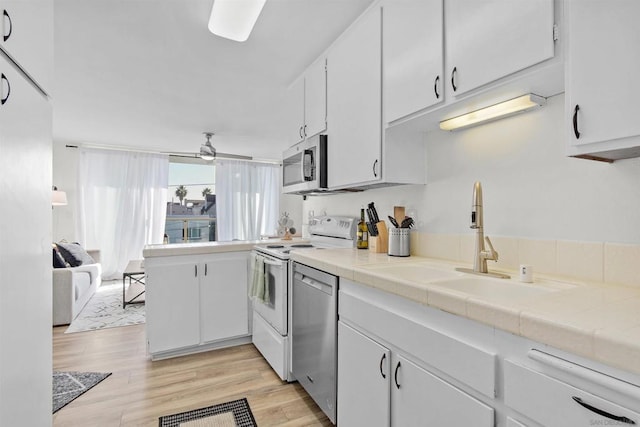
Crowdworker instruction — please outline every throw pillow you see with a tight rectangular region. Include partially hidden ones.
[52,244,70,268]
[56,242,96,267]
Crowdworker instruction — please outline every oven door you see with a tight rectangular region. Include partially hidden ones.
[251,251,288,335]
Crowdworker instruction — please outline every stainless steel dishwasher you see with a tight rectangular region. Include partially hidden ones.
[291,261,338,424]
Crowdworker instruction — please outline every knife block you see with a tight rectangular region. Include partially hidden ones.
[369,221,388,253]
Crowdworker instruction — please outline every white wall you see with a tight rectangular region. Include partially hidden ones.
[303,94,640,245]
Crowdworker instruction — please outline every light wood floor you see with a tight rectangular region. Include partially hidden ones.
[53,324,332,426]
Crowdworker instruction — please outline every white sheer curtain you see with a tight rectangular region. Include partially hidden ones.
[215,160,280,241]
[76,148,169,279]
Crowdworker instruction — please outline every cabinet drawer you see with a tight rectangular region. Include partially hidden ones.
[340,283,496,398]
[505,360,640,427]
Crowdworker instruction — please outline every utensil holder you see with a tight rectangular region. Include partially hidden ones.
[388,228,410,257]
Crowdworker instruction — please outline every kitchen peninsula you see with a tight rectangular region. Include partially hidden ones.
[143,238,303,360]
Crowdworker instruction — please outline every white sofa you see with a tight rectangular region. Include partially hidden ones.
[53,249,102,326]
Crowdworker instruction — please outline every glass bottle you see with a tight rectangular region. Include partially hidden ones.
[357,208,368,249]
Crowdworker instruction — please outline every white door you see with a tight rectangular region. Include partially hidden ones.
[146,260,200,354]
[304,56,327,138]
[327,6,382,188]
[383,0,444,123]
[391,354,494,426]
[200,252,250,343]
[337,322,390,427]
[287,76,305,145]
[250,253,287,334]
[566,0,640,147]
[0,0,53,92]
[445,0,554,96]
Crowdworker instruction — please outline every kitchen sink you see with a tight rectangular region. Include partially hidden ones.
[431,276,571,299]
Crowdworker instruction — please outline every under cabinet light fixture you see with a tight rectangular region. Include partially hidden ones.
[208,0,267,42]
[439,94,546,132]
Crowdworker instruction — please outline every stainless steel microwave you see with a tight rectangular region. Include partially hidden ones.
[282,135,327,195]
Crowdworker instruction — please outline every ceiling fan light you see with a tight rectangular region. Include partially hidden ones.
[208,0,267,42]
[200,132,217,161]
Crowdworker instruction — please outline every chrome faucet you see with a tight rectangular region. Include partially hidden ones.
[457,182,510,279]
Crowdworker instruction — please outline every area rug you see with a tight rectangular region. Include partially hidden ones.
[53,371,112,413]
[159,398,257,427]
[65,281,145,333]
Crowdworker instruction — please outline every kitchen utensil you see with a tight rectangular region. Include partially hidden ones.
[366,222,375,237]
[388,215,399,228]
[394,206,405,226]
[388,228,410,257]
[366,208,378,236]
[368,202,380,224]
[400,217,414,229]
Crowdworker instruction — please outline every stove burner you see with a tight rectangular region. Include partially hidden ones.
[266,245,285,248]
[291,244,313,248]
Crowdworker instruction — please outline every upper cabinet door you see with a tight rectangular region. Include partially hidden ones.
[383,0,443,123]
[327,6,382,188]
[287,76,305,145]
[304,57,327,139]
[566,0,640,150]
[445,0,554,97]
[0,0,53,94]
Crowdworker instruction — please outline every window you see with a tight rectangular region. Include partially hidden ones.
[166,158,216,243]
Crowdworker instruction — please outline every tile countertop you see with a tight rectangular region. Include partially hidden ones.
[290,248,640,376]
[143,237,308,258]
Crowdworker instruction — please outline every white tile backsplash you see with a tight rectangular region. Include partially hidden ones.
[413,232,640,288]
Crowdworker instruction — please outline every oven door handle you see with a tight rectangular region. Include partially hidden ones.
[263,259,284,267]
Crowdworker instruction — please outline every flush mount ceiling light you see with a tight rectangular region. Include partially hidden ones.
[208,0,267,42]
[200,132,217,161]
[439,94,547,132]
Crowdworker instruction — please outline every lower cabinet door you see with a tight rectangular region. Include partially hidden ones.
[338,322,390,427]
[146,261,200,354]
[200,253,249,343]
[391,354,494,427]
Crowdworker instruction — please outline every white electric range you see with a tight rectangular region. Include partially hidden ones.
[250,216,357,382]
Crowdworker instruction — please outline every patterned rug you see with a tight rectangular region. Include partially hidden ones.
[65,281,145,333]
[159,398,257,427]
[53,371,111,413]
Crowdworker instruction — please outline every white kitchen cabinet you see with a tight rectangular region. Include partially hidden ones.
[392,353,493,426]
[505,359,640,427]
[0,0,52,93]
[286,57,326,145]
[383,0,443,124]
[337,321,390,427]
[444,0,555,97]
[145,251,250,358]
[565,0,640,161]
[0,52,52,426]
[200,253,249,343]
[327,6,382,188]
[338,320,494,427]
[146,258,201,354]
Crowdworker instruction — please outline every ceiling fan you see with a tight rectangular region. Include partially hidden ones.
[169,132,252,162]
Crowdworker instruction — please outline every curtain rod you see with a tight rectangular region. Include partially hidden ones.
[65,144,281,165]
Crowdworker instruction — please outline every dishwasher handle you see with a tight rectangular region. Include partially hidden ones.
[294,272,334,295]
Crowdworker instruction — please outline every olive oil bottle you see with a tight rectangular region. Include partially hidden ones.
[357,208,369,249]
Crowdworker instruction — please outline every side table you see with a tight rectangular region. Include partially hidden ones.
[123,259,145,309]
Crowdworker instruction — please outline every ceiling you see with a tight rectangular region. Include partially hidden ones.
[53,0,374,160]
